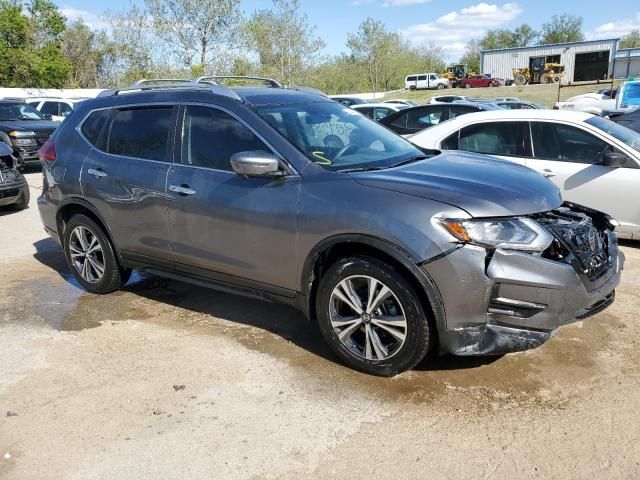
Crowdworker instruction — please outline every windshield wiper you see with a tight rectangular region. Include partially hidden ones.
[389,155,429,168]
[337,165,388,173]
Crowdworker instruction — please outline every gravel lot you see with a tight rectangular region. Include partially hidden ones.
[1,172,639,479]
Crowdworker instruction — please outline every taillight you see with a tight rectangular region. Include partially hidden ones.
[38,140,56,162]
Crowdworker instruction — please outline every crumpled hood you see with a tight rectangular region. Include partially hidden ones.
[351,151,562,218]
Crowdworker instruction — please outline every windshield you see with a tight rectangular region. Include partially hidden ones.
[619,82,640,108]
[586,116,640,151]
[0,103,45,121]
[256,101,426,172]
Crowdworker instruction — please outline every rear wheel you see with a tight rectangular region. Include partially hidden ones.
[437,83,445,90]
[316,256,432,376]
[63,214,131,294]
[409,85,416,91]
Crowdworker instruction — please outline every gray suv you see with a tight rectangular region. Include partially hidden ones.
[37,77,624,376]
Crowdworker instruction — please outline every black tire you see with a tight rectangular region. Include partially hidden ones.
[316,256,432,377]
[11,185,29,210]
[409,85,416,91]
[464,82,472,88]
[63,214,131,294]
[437,83,445,90]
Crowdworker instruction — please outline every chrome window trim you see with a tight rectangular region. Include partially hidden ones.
[75,101,299,175]
[75,102,178,165]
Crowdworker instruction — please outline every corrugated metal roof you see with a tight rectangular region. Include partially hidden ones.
[481,38,619,54]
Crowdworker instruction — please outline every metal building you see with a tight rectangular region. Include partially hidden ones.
[480,38,619,84]
[614,48,640,79]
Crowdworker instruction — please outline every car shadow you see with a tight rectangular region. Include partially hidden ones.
[619,239,639,249]
[32,238,504,374]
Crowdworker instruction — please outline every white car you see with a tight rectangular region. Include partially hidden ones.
[554,80,640,115]
[350,103,405,121]
[405,73,449,91]
[25,97,84,121]
[409,109,640,239]
[382,99,419,107]
[428,95,468,104]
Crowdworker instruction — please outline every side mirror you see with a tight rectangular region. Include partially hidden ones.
[230,150,283,178]
[603,151,631,168]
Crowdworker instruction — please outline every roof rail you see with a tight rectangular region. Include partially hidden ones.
[195,75,282,88]
[284,85,328,97]
[96,80,242,101]
[132,78,192,86]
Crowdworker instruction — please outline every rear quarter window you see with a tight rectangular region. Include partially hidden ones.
[80,109,112,150]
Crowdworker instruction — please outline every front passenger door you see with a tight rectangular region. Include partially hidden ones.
[166,105,301,291]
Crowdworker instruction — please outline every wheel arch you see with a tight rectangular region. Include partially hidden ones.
[300,234,446,334]
[56,197,122,261]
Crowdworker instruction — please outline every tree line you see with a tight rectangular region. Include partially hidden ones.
[1,0,639,93]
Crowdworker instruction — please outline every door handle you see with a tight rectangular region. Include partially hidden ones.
[542,169,557,178]
[169,184,196,196]
[87,168,108,178]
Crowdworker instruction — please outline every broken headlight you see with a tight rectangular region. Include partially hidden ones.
[440,217,553,253]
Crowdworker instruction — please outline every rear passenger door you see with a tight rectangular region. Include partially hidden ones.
[439,121,530,166]
[166,104,300,291]
[80,105,177,264]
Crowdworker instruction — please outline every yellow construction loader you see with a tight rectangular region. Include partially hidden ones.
[512,63,566,85]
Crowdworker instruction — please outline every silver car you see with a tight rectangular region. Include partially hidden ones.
[37,78,624,376]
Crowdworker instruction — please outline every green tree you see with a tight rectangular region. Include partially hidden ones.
[145,0,241,71]
[512,24,538,47]
[460,39,481,73]
[620,30,640,49]
[541,14,584,44]
[0,0,70,87]
[245,0,325,85]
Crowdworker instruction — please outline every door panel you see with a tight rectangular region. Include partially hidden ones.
[80,105,176,259]
[81,150,173,257]
[166,104,300,290]
[527,121,640,235]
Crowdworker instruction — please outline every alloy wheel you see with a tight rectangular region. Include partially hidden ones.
[69,226,105,284]
[329,275,407,361]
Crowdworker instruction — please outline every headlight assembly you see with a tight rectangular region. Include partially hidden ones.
[440,217,553,253]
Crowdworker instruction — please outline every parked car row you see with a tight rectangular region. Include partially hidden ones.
[32,76,624,377]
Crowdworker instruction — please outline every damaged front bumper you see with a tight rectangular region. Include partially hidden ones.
[424,205,624,356]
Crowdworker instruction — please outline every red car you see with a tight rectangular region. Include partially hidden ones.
[461,75,503,88]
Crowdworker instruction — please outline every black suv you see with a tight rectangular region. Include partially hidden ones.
[37,77,622,376]
[0,100,59,168]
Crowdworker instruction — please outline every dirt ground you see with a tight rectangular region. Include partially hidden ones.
[1,173,639,479]
[382,81,621,108]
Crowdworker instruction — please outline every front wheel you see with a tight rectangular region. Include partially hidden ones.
[437,83,445,90]
[63,214,131,294]
[464,83,472,88]
[316,256,433,376]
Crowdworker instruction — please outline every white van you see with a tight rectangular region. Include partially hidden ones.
[405,73,448,91]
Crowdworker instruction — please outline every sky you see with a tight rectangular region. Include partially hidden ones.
[54,0,640,61]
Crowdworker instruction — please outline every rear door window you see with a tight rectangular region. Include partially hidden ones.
[107,106,174,162]
[458,122,528,156]
[40,102,59,116]
[406,106,446,130]
[418,75,427,81]
[356,107,374,119]
[448,105,477,119]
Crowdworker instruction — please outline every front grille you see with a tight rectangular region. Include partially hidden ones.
[0,188,19,199]
[33,130,54,146]
[535,206,614,282]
